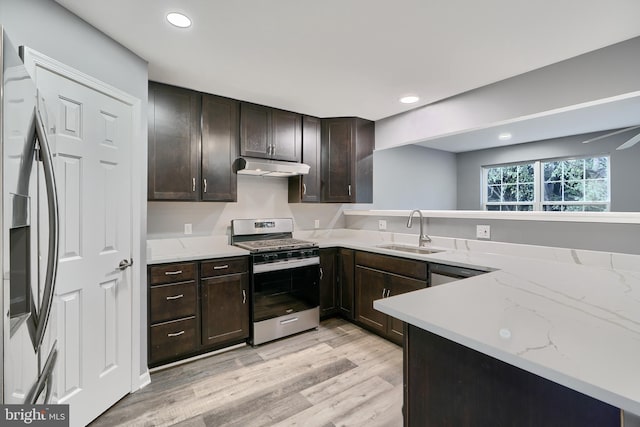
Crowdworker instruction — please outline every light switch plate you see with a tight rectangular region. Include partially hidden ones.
[314,219,320,229]
[476,224,490,239]
[378,220,387,230]
[184,223,193,235]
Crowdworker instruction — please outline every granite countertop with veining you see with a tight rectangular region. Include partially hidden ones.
[146,229,640,415]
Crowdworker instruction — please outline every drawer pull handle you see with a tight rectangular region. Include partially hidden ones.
[280,317,298,325]
[242,289,246,304]
[213,265,229,270]
[167,330,185,337]
[382,288,386,298]
[166,294,184,300]
[164,270,183,276]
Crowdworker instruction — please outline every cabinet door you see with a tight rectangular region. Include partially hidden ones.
[387,276,426,344]
[201,273,249,347]
[201,94,238,201]
[322,118,353,202]
[148,82,200,200]
[271,109,301,162]
[289,115,321,202]
[319,248,337,318]
[338,249,355,320]
[240,103,271,159]
[355,266,388,335]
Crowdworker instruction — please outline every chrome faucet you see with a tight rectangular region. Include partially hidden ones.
[407,209,431,247]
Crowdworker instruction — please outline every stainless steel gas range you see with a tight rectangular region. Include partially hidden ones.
[231,218,320,345]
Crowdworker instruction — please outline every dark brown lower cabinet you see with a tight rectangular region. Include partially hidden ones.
[355,266,425,344]
[200,272,249,347]
[404,324,620,427]
[354,251,427,344]
[148,257,249,367]
[319,248,337,318]
[149,317,198,365]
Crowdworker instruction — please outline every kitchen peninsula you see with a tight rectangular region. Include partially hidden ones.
[370,236,640,426]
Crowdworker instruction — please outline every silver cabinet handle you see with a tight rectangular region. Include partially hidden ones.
[213,265,229,270]
[386,289,391,298]
[348,184,352,196]
[167,331,185,337]
[118,258,133,271]
[192,177,196,192]
[382,288,386,298]
[164,270,183,275]
[280,317,299,325]
[302,183,307,195]
[320,267,323,280]
[166,294,184,300]
[242,289,246,304]
[203,178,208,193]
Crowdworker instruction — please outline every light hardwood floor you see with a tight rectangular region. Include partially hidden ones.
[90,318,404,427]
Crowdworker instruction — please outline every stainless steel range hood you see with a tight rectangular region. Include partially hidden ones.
[235,157,310,177]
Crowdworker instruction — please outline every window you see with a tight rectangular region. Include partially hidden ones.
[483,156,610,212]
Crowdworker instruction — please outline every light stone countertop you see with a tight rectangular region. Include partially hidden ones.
[146,229,640,415]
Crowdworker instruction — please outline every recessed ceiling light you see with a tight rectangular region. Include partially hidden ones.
[167,12,192,28]
[399,95,419,104]
[498,132,512,141]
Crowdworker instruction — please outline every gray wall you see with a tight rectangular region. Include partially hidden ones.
[373,145,457,210]
[0,0,150,382]
[375,36,640,150]
[346,215,640,255]
[456,129,640,211]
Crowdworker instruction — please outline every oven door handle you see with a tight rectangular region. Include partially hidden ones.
[253,256,320,274]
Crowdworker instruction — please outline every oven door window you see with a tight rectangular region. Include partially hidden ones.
[252,265,319,322]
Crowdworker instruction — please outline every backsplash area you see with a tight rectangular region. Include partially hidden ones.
[147,175,362,238]
[345,213,640,255]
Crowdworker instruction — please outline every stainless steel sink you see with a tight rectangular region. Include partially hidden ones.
[376,244,443,255]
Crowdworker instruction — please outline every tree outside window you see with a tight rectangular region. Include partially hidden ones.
[483,156,610,212]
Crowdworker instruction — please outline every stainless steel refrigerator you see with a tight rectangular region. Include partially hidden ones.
[1,27,59,404]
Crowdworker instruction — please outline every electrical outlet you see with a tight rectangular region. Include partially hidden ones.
[184,223,193,235]
[378,220,387,230]
[314,219,320,229]
[476,225,490,239]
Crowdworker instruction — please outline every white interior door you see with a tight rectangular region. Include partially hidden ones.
[33,66,133,427]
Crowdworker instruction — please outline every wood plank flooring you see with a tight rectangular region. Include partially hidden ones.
[90,318,403,427]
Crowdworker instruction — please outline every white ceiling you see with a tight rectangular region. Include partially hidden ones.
[55,0,640,124]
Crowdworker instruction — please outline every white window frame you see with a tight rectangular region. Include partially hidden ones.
[481,155,611,212]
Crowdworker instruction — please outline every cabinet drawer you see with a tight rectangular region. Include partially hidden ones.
[355,251,427,281]
[149,282,197,324]
[149,317,197,365]
[201,257,248,278]
[149,262,196,285]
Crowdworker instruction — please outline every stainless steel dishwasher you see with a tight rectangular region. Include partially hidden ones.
[429,263,487,286]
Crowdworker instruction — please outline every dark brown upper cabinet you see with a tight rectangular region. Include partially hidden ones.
[289,115,321,202]
[201,94,239,202]
[321,118,374,203]
[240,102,302,162]
[148,82,201,201]
[148,82,239,202]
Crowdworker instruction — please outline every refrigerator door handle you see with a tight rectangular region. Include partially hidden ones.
[25,341,58,404]
[32,105,60,353]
